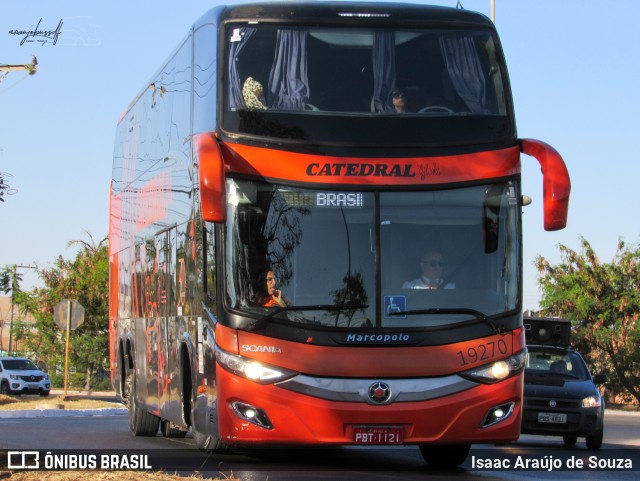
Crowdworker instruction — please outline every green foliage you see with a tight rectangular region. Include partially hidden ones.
[10,232,110,391]
[536,237,640,404]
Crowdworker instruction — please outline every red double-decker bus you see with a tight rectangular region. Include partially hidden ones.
[109,1,570,467]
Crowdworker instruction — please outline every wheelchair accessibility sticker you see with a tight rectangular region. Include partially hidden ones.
[384,296,406,318]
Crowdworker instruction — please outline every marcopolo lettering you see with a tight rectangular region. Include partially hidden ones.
[306,163,415,177]
[346,333,410,343]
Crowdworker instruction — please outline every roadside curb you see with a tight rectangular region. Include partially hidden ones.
[0,407,127,418]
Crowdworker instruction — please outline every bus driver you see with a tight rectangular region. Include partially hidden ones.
[402,249,456,290]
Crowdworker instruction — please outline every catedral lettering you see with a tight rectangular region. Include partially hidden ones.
[306,162,415,177]
[110,1,570,469]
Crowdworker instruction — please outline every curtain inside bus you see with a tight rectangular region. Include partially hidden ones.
[439,35,496,114]
[372,31,396,113]
[267,30,310,110]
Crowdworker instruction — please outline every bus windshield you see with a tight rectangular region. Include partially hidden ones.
[225,179,520,329]
[222,24,513,146]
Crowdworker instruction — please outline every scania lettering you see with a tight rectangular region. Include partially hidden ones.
[110,1,570,469]
[241,345,282,354]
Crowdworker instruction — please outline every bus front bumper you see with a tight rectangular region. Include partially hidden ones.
[213,367,522,446]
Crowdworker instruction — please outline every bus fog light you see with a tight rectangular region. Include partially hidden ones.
[481,402,514,428]
[231,401,273,430]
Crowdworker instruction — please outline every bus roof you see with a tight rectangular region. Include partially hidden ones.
[197,1,494,29]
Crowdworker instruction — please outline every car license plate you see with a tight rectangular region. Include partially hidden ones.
[538,412,567,424]
[353,426,404,445]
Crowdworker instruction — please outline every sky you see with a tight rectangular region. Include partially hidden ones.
[1,0,639,310]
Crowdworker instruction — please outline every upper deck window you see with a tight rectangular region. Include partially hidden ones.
[222,24,514,147]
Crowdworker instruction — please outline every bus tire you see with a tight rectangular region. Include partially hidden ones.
[419,444,470,468]
[161,419,188,438]
[127,366,159,436]
[182,363,229,453]
[193,428,230,453]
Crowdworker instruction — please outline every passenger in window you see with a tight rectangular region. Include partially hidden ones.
[242,77,267,110]
[258,270,287,307]
[391,88,409,113]
[402,249,456,289]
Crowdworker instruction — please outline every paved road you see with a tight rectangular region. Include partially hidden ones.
[0,410,638,480]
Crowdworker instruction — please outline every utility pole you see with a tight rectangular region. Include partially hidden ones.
[0,56,37,78]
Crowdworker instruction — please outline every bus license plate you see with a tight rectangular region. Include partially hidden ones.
[353,426,403,445]
[538,412,567,424]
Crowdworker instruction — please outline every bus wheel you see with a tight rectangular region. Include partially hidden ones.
[161,420,188,438]
[127,368,160,436]
[419,444,470,468]
[192,428,230,453]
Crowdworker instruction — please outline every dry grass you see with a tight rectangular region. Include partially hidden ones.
[0,471,238,480]
[0,394,123,411]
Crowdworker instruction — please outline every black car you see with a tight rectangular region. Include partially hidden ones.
[521,345,608,450]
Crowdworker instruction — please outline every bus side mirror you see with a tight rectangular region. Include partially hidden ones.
[196,133,226,222]
[520,139,571,231]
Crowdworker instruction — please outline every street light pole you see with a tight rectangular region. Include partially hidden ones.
[0,56,37,77]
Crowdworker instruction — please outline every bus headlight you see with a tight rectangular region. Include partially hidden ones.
[216,346,297,384]
[461,350,527,384]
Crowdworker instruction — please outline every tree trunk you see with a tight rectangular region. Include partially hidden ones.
[84,366,92,391]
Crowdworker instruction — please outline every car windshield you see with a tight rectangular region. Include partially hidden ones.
[2,359,38,371]
[224,179,520,329]
[222,24,513,146]
[526,350,590,380]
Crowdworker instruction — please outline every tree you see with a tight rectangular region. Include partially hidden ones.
[16,232,109,390]
[536,237,640,404]
[1,265,24,355]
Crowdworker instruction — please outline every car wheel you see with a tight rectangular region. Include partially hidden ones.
[586,428,603,450]
[0,381,11,395]
[39,390,50,397]
[563,435,578,446]
[419,444,470,468]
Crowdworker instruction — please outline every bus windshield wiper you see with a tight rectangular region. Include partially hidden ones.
[257,304,368,325]
[388,308,504,335]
